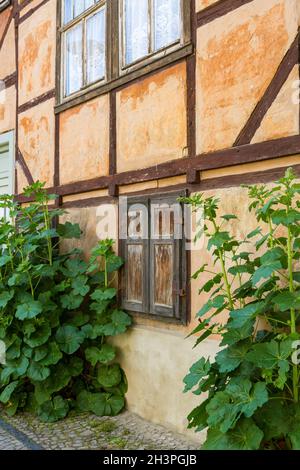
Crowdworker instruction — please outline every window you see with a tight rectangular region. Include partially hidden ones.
[0,131,14,220]
[0,1,10,13]
[59,0,191,103]
[62,0,106,97]
[120,193,187,321]
[122,0,182,67]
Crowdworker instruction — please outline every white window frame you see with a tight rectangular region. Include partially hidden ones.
[0,131,15,197]
[120,0,184,72]
[61,0,107,98]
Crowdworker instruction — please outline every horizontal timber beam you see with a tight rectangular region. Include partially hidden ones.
[196,0,254,28]
[15,135,300,203]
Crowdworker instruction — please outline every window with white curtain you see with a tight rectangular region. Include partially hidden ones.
[60,0,189,102]
[62,0,106,97]
[123,0,182,67]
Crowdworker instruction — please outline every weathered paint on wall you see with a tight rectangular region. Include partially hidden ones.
[18,98,55,186]
[60,95,110,185]
[0,85,15,134]
[18,0,56,105]
[0,7,11,39]
[0,17,15,79]
[116,63,187,173]
[196,0,219,12]
[196,0,299,154]
[16,162,30,194]
[251,65,299,144]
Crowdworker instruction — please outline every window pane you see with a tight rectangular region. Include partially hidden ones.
[153,0,181,51]
[86,8,106,84]
[127,245,143,302]
[124,0,148,65]
[64,0,73,24]
[65,24,83,96]
[85,0,95,9]
[74,0,85,17]
[154,244,173,307]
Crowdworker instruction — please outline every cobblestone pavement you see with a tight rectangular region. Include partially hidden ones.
[0,411,199,450]
[0,427,28,450]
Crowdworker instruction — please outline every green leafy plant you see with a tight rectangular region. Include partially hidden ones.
[182,168,300,450]
[0,182,131,422]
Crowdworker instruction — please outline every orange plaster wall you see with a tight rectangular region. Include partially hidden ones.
[59,95,110,185]
[252,65,299,144]
[18,98,55,187]
[116,62,187,173]
[18,0,56,105]
[0,6,11,40]
[196,0,219,12]
[0,18,16,79]
[0,85,16,134]
[196,0,299,154]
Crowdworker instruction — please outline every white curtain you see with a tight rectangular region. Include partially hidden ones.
[64,0,73,24]
[153,0,180,51]
[125,0,148,65]
[86,8,106,84]
[74,0,85,18]
[65,23,83,96]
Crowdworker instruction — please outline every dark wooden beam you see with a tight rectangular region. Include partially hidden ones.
[197,0,254,28]
[54,113,60,187]
[109,91,117,175]
[18,0,50,24]
[18,89,55,114]
[186,0,196,159]
[17,149,34,185]
[15,134,300,203]
[234,32,299,146]
[2,71,16,88]
[0,6,13,50]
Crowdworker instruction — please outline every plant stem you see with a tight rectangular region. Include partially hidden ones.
[287,223,298,403]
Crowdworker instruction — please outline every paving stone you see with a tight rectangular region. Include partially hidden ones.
[0,410,199,450]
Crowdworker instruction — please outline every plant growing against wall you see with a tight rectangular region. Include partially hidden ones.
[0,182,131,422]
[182,168,300,450]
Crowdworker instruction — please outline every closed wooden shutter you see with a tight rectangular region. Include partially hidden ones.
[121,191,187,322]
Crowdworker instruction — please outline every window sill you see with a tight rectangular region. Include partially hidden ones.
[55,43,193,114]
[129,311,188,326]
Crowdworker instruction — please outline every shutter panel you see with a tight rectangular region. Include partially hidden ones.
[121,197,149,313]
[149,195,184,319]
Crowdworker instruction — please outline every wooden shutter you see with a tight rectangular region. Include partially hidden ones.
[149,194,185,319]
[121,191,187,322]
[121,197,149,313]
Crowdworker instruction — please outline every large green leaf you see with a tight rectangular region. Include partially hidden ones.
[221,321,254,346]
[16,299,43,320]
[187,399,209,431]
[100,310,132,336]
[27,362,50,382]
[216,342,251,373]
[203,419,263,450]
[252,261,282,285]
[38,342,63,366]
[0,381,19,404]
[91,288,117,302]
[97,364,122,388]
[246,340,292,369]
[0,290,14,309]
[38,396,69,423]
[183,358,211,393]
[60,293,84,310]
[55,325,85,354]
[85,344,116,366]
[24,323,51,348]
[77,390,124,416]
[206,379,268,433]
[57,222,81,239]
[71,275,90,296]
[228,302,264,329]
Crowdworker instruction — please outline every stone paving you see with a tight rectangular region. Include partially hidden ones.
[0,426,28,450]
[0,410,199,451]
